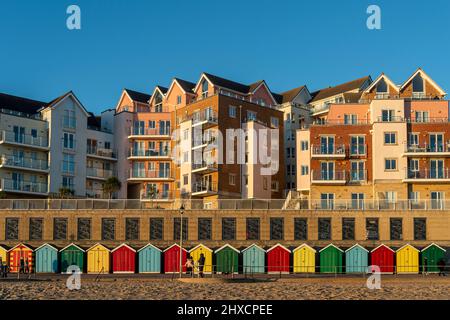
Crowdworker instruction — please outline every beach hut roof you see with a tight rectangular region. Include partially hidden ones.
[163,243,187,252]
[319,243,343,253]
[8,243,32,252]
[35,243,58,252]
[214,244,239,254]
[137,243,162,252]
[189,244,213,253]
[421,243,446,252]
[267,243,291,253]
[60,243,85,252]
[112,243,136,253]
[87,243,111,252]
[241,243,266,253]
[345,243,369,253]
[370,243,395,253]
[396,243,419,252]
[293,243,316,253]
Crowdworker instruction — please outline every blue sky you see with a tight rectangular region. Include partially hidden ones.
[1,0,449,113]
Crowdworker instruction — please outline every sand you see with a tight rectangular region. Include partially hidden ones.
[0,275,449,300]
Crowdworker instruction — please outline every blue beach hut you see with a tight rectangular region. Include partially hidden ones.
[138,243,162,273]
[242,244,265,274]
[345,244,369,273]
[35,243,59,273]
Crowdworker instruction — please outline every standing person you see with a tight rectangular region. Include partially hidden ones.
[19,257,25,274]
[423,257,428,275]
[438,259,446,276]
[185,255,194,276]
[24,257,30,274]
[198,253,206,278]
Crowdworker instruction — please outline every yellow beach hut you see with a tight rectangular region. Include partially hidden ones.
[396,244,419,274]
[87,243,110,274]
[189,244,213,274]
[293,244,316,273]
[0,245,8,266]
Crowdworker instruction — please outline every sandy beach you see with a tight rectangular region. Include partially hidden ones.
[0,275,449,300]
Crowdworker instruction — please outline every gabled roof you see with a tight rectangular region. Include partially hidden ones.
[124,88,151,104]
[345,244,369,253]
[241,243,265,253]
[202,72,250,94]
[342,92,363,103]
[111,243,136,253]
[248,80,265,93]
[214,244,240,254]
[319,243,343,253]
[189,244,213,253]
[173,78,196,94]
[148,85,168,105]
[278,85,307,104]
[87,243,110,252]
[310,76,372,102]
[267,243,291,253]
[138,243,162,252]
[163,243,187,252]
[0,92,47,115]
[363,73,398,94]
[396,243,419,253]
[8,243,33,252]
[421,243,446,252]
[44,91,90,117]
[371,244,395,253]
[60,243,85,252]
[400,68,446,95]
[35,243,58,252]
[293,243,316,253]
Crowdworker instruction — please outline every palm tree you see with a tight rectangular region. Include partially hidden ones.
[102,177,121,199]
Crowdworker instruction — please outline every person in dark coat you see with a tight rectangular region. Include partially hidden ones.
[438,259,446,276]
[423,257,428,275]
[198,253,206,278]
[19,257,25,274]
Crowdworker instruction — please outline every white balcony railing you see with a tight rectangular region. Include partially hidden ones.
[0,155,49,171]
[311,170,346,182]
[192,182,218,194]
[311,144,346,156]
[405,143,450,154]
[0,178,48,194]
[0,130,48,148]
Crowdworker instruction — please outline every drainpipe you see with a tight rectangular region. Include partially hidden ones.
[239,105,242,197]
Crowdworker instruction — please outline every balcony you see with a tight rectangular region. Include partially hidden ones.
[402,144,450,157]
[376,116,404,122]
[311,145,346,158]
[86,147,117,160]
[0,178,48,196]
[0,130,49,150]
[192,136,218,150]
[192,161,218,174]
[403,169,450,183]
[191,182,218,197]
[140,191,174,202]
[128,170,174,181]
[86,167,116,180]
[311,170,346,185]
[0,155,49,173]
[128,127,171,139]
[192,110,218,128]
[128,148,171,159]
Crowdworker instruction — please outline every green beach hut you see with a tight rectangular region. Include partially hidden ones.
[215,244,239,274]
[60,243,85,273]
[421,243,446,273]
[319,244,344,273]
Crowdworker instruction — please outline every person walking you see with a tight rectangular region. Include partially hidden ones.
[438,258,446,276]
[19,257,25,274]
[198,253,206,278]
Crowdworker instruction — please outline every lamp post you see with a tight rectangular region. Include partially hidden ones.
[179,204,185,278]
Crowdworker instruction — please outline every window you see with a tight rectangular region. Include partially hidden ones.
[229,106,237,118]
[104,141,111,150]
[201,79,209,98]
[415,111,429,123]
[271,180,278,191]
[183,152,189,163]
[301,165,309,175]
[270,218,284,240]
[174,217,188,240]
[408,133,419,146]
[431,191,444,209]
[77,218,91,240]
[53,218,68,240]
[350,136,365,155]
[385,191,397,204]
[31,129,38,138]
[351,193,365,209]
[270,117,279,128]
[342,218,355,240]
[414,218,426,240]
[63,132,75,149]
[247,110,257,121]
[294,218,307,240]
[29,218,43,240]
[408,159,419,178]
[183,129,189,140]
[381,109,395,122]
[177,95,182,105]
[5,218,19,240]
[376,78,388,93]
[350,161,365,181]
[150,218,164,240]
[198,218,212,240]
[286,148,291,158]
[390,218,403,240]
[318,218,331,240]
[62,176,74,190]
[384,132,397,144]
[344,114,358,125]
[366,218,379,240]
[148,120,156,129]
[229,174,236,186]
[263,177,268,190]
[430,160,444,179]
[246,218,260,240]
[291,165,296,175]
[102,218,116,241]
[409,191,419,204]
[412,74,424,93]
[125,218,140,240]
[320,193,334,209]
[62,153,75,175]
[183,174,188,185]
[385,158,397,171]
[429,134,444,152]
[301,141,308,151]
[222,218,236,240]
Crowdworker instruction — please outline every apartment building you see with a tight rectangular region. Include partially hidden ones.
[0,91,117,198]
[297,68,449,209]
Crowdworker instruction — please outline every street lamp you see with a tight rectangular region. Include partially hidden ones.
[179,204,185,278]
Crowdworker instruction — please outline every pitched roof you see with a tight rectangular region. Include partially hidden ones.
[87,112,101,129]
[156,86,168,94]
[203,72,251,94]
[342,92,363,103]
[310,76,371,102]
[174,78,196,93]
[124,88,151,104]
[0,92,47,115]
[278,85,306,104]
[248,80,265,92]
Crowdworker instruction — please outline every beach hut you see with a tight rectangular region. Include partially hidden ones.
[35,243,58,273]
[112,243,136,274]
[293,244,316,273]
[370,244,395,274]
[267,244,291,274]
[319,244,343,273]
[163,244,187,273]
[396,244,419,274]
[189,244,213,274]
[421,243,446,273]
[242,244,265,274]
[345,244,369,274]
[87,243,110,274]
[60,243,85,273]
[138,244,162,273]
[215,244,239,274]
[0,245,8,267]
[8,243,33,273]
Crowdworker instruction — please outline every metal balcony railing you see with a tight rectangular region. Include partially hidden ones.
[86,167,116,179]
[405,169,450,180]
[192,110,218,125]
[311,170,346,182]
[0,130,48,148]
[192,182,218,193]
[0,155,49,171]
[129,170,172,179]
[192,161,218,171]
[129,127,171,136]
[128,148,171,157]
[349,144,367,156]
[405,143,450,154]
[376,116,404,122]
[311,145,346,156]
[349,170,367,182]
[0,178,48,194]
[86,147,117,159]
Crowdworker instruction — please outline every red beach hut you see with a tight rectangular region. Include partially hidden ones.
[267,243,291,274]
[370,244,395,274]
[9,243,33,273]
[163,244,187,273]
[112,243,136,273]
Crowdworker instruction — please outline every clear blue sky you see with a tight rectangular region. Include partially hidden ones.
[1,0,449,114]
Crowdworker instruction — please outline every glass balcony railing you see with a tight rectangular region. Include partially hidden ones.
[405,169,450,180]
[0,130,48,148]
[311,144,346,156]
[128,148,171,157]
[404,144,450,154]
[0,155,49,171]
[129,127,171,136]
[86,147,117,159]
[129,170,172,179]
[192,182,218,193]
[0,178,48,194]
[86,167,115,179]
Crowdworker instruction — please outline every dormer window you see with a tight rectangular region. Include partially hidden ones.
[375,78,389,99]
[202,79,209,98]
[154,92,163,112]
[412,74,425,99]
